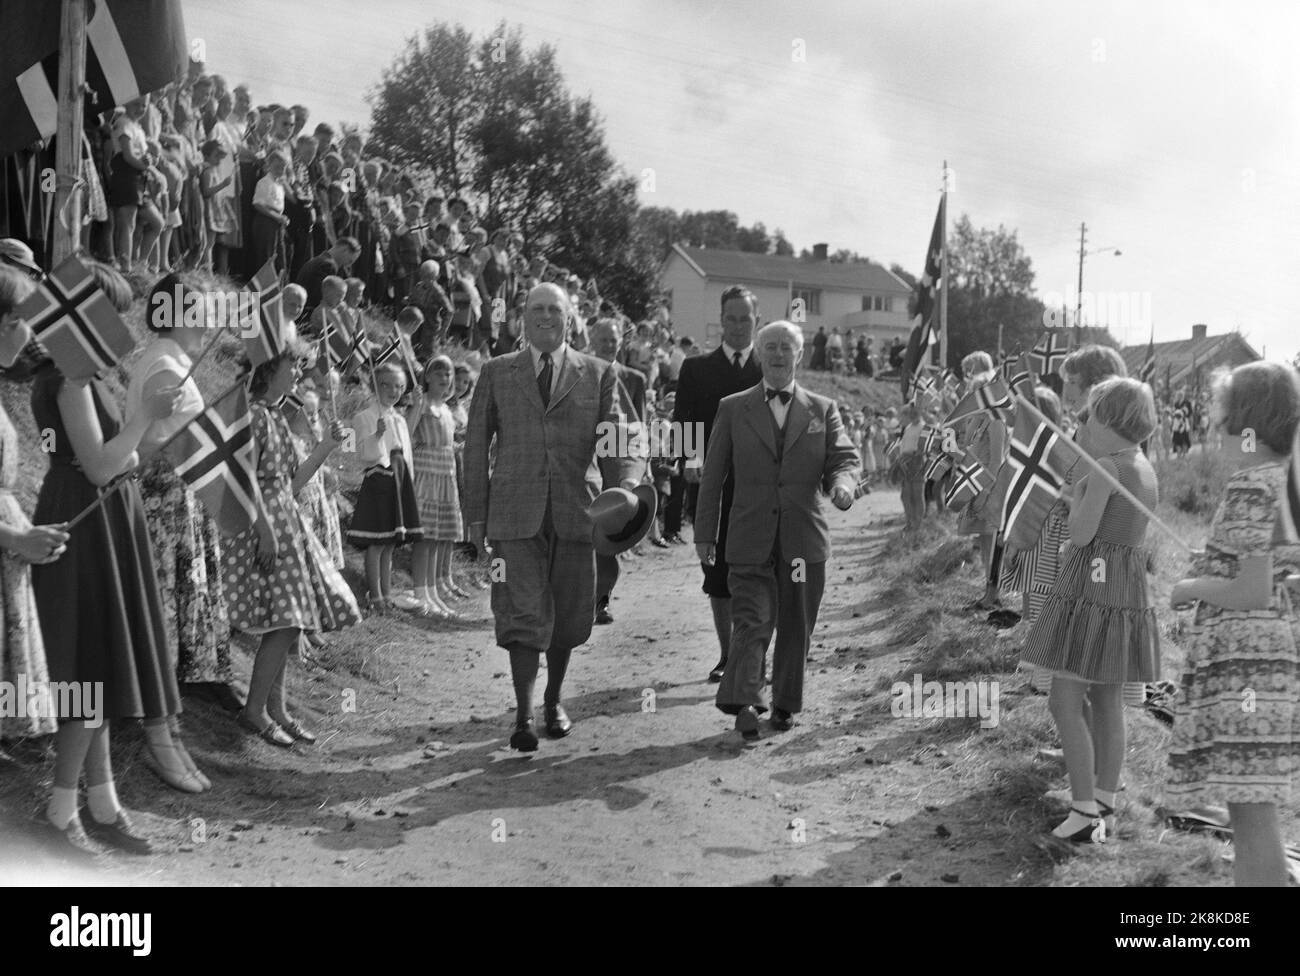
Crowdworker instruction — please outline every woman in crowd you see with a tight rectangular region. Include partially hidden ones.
[31,262,184,853]
[0,265,68,744]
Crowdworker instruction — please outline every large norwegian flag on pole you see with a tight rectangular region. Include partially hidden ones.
[13,253,135,381]
[161,384,259,537]
[0,0,188,159]
[901,193,946,399]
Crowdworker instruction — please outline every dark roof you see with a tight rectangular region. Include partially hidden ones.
[670,244,910,294]
[1120,331,1260,381]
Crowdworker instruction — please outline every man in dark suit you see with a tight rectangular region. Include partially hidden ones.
[695,321,859,740]
[589,317,648,625]
[672,285,763,682]
[464,284,642,752]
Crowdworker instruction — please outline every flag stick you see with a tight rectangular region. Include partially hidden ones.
[176,326,225,387]
[1012,393,1194,554]
[151,379,245,459]
[64,475,130,531]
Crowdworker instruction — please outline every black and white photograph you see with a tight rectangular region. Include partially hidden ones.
[0,0,1299,913]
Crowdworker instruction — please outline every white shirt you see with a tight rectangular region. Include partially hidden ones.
[528,342,568,399]
[721,341,753,370]
[763,379,796,429]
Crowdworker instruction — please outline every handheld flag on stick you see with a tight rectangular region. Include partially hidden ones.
[944,450,993,510]
[1139,329,1156,385]
[944,375,1014,427]
[161,384,259,537]
[14,254,136,382]
[925,452,953,484]
[1028,331,1070,378]
[1004,352,1035,399]
[993,407,1078,550]
[242,260,287,367]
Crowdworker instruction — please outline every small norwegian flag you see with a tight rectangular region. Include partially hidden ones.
[162,385,259,537]
[945,375,1015,426]
[925,452,952,483]
[1029,331,1070,377]
[15,255,135,382]
[242,259,286,367]
[1005,351,1035,399]
[944,449,993,510]
[371,336,401,367]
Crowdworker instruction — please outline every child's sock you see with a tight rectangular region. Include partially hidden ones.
[47,787,79,830]
[87,781,123,825]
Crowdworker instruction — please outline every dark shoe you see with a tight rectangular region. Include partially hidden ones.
[510,720,539,752]
[212,682,247,713]
[82,808,152,855]
[236,710,295,748]
[651,537,670,549]
[735,706,760,741]
[664,534,685,545]
[543,703,573,738]
[707,660,727,683]
[594,599,613,625]
[770,707,794,732]
[45,813,106,857]
[987,608,1022,629]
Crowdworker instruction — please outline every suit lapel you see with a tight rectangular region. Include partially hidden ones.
[547,347,584,411]
[783,386,813,454]
[511,348,547,414]
[743,386,778,458]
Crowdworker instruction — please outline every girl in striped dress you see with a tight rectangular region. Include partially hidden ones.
[408,356,464,619]
[1020,377,1161,843]
[1166,362,1300,886]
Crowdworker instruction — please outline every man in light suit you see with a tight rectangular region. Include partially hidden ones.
[464,284,642,752]
[695,321,859,740]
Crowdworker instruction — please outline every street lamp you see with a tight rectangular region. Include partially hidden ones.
[1076,222,1122,336]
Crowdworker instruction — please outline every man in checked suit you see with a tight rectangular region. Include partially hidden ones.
[464,283,642,752]
[672,286,763,682]
[695,321,859,740]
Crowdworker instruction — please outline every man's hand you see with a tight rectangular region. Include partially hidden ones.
[696,542,715,565]
[619,478,639,492]
[469,522,488,561]
[831,485,853,511]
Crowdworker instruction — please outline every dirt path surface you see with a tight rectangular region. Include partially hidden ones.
[2,488,1047,887]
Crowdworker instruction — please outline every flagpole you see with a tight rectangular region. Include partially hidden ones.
[938,161,949,373]
[53,0,88,263]
[64,475,131,531]
[1012,392,1194,554]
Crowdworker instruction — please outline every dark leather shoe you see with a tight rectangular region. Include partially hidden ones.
[651,536,670,548]
[770,707,794,732]
[81,808,152,855]
[594,601,614,625]
[544,703,573,738]
[509,720,539,752]
[46,814,106,857]
[735,706,760,741]
[707,660,727,683]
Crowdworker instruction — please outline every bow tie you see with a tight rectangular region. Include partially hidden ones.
[765,388,792,404]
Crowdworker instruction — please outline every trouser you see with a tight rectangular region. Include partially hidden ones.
[716,544,826,715]
[595,552,619,606]
[664,472,685,536]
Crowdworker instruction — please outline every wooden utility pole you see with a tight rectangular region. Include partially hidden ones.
[1075,221,1086,343]
[53,0,88,263]
[938,160,949,371]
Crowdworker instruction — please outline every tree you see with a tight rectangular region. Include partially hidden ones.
[772,228,795,256]
[367,22,656,315]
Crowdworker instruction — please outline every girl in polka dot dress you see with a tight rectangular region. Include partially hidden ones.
[225,343,361,747]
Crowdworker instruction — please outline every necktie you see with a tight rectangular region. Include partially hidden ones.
[732,351,742,371]
[765,388,791,404]
[538,351,553,407]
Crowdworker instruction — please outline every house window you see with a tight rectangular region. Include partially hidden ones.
[792,287,821,316]
[874,295,884,311]
[861,295,872,312]
[883,296,893,313]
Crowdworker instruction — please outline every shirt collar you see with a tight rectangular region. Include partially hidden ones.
[529,342,567,371]
[763,378,796,396]
[721,342,752,363]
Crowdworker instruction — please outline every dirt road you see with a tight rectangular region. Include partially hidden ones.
[3,486,1049,887]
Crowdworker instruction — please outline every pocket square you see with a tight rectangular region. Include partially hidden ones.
[807,419,825,433]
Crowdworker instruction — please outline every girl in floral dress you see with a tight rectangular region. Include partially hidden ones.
[1166,362,1300,886]
[408,355,464,619]
[225,344,360,747]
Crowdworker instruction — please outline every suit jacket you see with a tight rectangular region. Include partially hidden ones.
[612,361,647,423]
[463,346,640,542]
[695,382,859,565]
[671,345,761,465]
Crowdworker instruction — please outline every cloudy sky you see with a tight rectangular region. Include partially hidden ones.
[188,0,1300,358]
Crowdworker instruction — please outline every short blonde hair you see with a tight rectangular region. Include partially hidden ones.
[1087,376,1156,444]
[1209,361,1300,454]
[1061,344,1126,392]
[961,351,994,385]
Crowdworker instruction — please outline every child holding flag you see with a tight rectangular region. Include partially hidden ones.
[1166,362,1300,886]
[1020,377,1160,843]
